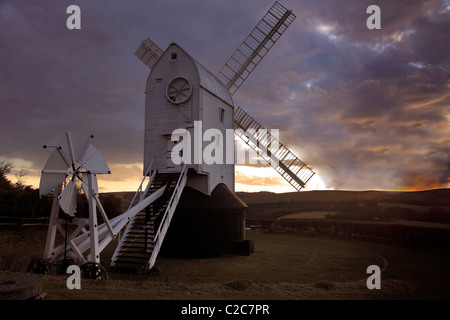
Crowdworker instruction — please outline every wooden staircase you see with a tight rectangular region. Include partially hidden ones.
[110,168,187,272]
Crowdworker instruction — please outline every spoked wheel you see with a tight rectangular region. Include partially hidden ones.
[80,262,109,282]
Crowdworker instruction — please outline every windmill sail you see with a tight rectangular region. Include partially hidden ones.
[40,132,114,266]
[135,38,164,69]
[217,2,311,191]
[235,107,315,191]
[217,1,296,95]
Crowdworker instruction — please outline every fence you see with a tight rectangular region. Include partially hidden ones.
[0,216,49,228]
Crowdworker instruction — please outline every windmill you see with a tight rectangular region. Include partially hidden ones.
[37,132,112,276]
[138,1,314,192]
[36,131,172,277]
[109,1,315,272]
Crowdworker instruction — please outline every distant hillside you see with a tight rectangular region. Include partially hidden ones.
[106,188,450,208]
[101,188,450,248]
[235,189,450,224]
[236,189,450,206]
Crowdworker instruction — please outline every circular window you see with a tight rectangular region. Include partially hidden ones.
[166,77,192,104]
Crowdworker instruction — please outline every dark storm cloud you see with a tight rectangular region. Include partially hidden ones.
[0,0,449,191]
[0,0,146,166]
[234,0,450,190]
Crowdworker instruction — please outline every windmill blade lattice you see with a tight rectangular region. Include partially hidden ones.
[215,2,312,191]
[135,38,164,69]
[234,107,315,191]
[217,1,296,95]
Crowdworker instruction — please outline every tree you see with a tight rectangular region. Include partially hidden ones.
[0,160,52,217]
[14,169,28,190]
[0,161,14,192]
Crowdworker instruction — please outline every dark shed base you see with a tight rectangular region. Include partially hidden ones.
[160,184,250,258]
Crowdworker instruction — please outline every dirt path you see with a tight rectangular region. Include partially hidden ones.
[348,244,389,283]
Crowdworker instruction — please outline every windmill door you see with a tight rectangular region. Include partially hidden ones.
[166,137,182,172]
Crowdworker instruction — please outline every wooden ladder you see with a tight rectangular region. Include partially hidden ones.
[110,166,187,272]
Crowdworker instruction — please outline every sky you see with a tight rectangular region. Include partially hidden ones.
[0,0,449,194]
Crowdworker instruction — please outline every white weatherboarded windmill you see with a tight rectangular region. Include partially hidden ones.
[36,2,315,276]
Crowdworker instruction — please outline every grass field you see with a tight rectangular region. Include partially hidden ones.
[277,211,338,219]
[1,228,449,300]
[355,219,450,230]
[276,211,450,230]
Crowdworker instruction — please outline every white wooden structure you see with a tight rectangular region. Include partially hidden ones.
[136,2,314,195]
[38,132,181,277]
[39,132,111,266]
[144,43,235,195]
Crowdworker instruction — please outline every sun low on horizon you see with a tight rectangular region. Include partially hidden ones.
[6,159,447,196]
[4,161,329,194]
